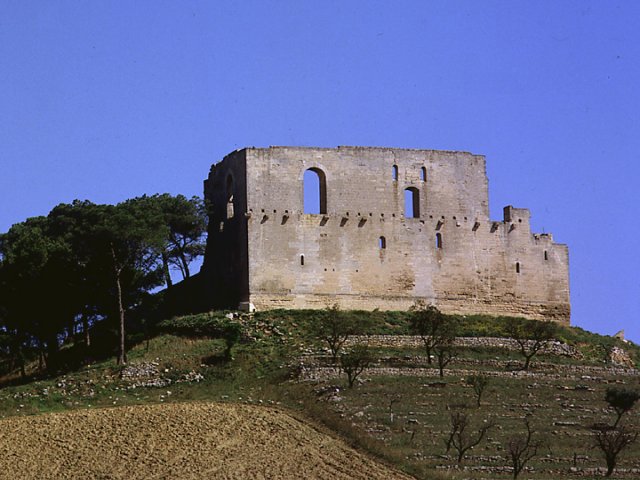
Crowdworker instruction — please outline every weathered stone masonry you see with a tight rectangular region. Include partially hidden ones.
[202,146,570,324]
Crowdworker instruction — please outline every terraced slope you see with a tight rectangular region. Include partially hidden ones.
[0,402,412,480]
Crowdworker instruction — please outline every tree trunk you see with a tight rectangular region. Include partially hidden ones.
[180,252,190,279]
[606,461,615,477]
[111,245,127,365]
[422,339,432,364]
[613,413,623,428]
[18,344,26,378]
[162,251,173,288]
[46,334,59,373]
[116,272,126,365]
[83,314,91,347]
[38,346,45,371]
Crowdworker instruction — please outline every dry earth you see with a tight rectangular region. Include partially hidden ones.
[0,402,412,480]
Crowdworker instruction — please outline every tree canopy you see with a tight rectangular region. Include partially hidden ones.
[0,194,208,371]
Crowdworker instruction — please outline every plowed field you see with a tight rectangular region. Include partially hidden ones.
[0,402,411,479]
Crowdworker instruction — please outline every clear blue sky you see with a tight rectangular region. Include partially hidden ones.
[1,1,639,341]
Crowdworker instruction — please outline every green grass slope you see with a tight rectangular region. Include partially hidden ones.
[0,310,638,479]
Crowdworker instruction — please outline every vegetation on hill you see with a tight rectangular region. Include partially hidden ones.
[0,305,638,479]
[0,194,206,371]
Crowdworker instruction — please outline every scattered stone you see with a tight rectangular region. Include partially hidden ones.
[608,346,634,367]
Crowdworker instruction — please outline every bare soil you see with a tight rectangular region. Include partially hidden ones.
[0,402,412,479]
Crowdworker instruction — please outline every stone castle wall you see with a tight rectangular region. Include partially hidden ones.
[202,146,570,324]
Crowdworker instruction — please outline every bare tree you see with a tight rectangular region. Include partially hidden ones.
[445,412,495,463]
[506,319,557,370]
[592,425,638,477]
[409,301,455,365]
[388,396,400,424]
[507,418,543,479]
[466,374,490,407]
[434,334,456,378]
[340,345,373,388]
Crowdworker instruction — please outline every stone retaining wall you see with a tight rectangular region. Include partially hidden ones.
[346,335,581,357]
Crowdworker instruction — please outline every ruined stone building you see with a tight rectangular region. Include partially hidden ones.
[201,146,570,324]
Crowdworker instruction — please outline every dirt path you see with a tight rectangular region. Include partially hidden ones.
[0,402,412,479]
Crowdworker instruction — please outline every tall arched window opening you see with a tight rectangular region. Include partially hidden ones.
[516,262,521,273]
[378,236,386,249]
[304,168,327,214]
[404,187,420,218]
[392,165,398,181]
[436,232,443,249]
[420,167,426,182]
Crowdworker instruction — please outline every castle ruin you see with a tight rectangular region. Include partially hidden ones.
[201,146,570,324]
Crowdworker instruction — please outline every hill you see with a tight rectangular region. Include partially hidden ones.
[0,309,638,479]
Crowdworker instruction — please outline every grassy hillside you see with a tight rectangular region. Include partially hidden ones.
[0,309,638,479]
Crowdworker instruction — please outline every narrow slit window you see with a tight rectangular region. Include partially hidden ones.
[435,232,443,249]
[516,262,520,273]
[226,175,234,219]
[378,236,386,249]
[420,166,426,182]
[404,187,420,218]
[303,168,327,214]
[300,255,305,266]
[392,165,398,181]
[544,250,548,261]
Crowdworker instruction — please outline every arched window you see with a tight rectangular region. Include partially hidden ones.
[544,250,548,261]
[378,236,386,249]
[436,232,443,249]
[392,165,398,181]
[516,262,520,273]
[404,187,420,218]
[420,167,426,182]
[304,168,327,214]
[300,254,305,266]
[226,174,234,219]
